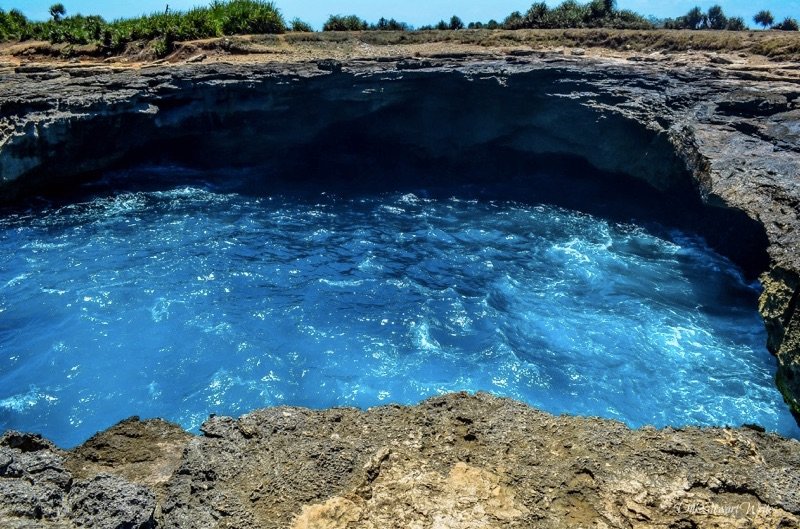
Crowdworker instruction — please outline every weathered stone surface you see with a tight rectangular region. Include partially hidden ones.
[5,393,800,528]
[0,429,161,528]
[68,474,156,529]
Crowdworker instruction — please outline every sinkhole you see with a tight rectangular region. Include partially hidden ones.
[1,70,797,447]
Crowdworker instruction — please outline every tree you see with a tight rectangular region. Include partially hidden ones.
[684,6,705,29]
[503,10,525,29]
[526,2,550,27]
[706,5,727,30]
[49,3,66,22]
[449,15,464,30]
[753,10,774,29]
[370,17,409,31]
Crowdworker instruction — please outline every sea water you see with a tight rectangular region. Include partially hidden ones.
[1,183,798,446]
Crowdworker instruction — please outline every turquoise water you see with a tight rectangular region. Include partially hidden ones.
[1,184,798,446]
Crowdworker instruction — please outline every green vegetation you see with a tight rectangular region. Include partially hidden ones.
[0,0,286,56]
[48,3,66,22]
[372,18,410,31]
[321,15,411,32]
[322,15,367,31]
[773,17,800,31]
[498,1,651,30]
[1,0,798,60]
[289,18,313,32]
[753,10,774,29]
[663,5,749,31]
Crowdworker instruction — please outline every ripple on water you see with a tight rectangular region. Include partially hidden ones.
[0,186,798,447]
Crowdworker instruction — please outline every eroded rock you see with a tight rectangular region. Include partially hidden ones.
[5,393,800,528]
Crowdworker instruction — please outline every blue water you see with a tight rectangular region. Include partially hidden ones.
[1,184,798,447]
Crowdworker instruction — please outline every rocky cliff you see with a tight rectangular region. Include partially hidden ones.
[1,48,799,528]
[2,393,800,528]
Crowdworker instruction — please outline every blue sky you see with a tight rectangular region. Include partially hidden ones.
[2,1,799,28]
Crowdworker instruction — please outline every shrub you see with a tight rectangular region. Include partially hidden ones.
[0,1,287,53]
[773,17,799,31]
[726,17,746,31]
[0,8,32,41]
[548,0,588,28]
[323,14,367,31]
[209,0,284,35]
[290,18,313,32]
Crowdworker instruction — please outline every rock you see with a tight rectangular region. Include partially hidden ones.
[68,474,156,529]
[0,434,158,528]
[716,90,790,117]
[185,54,206,64]
[4,393,798,528]
[316,59,342,72]
[1,431,57,452]
[571,47,586,56]
[0,441,71,521]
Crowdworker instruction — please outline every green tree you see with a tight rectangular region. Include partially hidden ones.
[706,5,727,30]
[502,10,525,29]
[449,15,464,30]
[49,3,66,22]
[526,2,550,27]
[684,6,705,29]
[753,10,774,29]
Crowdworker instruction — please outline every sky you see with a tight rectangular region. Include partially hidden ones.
[2,0,799,29]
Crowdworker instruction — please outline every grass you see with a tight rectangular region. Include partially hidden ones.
[281,28,800,61]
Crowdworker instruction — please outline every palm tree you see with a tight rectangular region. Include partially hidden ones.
[49,3,65,22]
[753,10,774,29]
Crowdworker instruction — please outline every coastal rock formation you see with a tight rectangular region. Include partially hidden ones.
[1,393,799,528]
[0,50,798,418]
